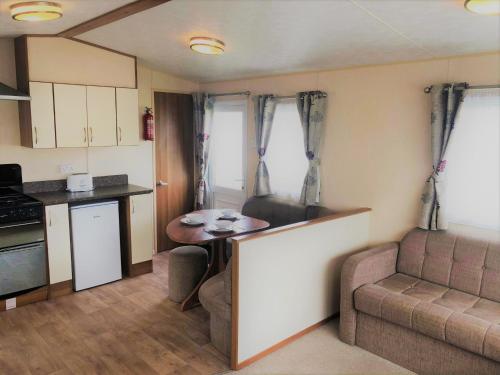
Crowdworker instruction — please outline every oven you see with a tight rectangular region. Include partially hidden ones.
[0,220,46,299]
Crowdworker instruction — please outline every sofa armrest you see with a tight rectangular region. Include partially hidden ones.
[339,242,399,345]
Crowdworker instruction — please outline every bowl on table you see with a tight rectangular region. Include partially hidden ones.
[181,213,204,226]
[213,220,234,232]
[220,208,238,219]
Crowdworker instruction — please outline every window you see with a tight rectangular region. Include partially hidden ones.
[445,89,500,231]
[210,100,247,209]
[266,100,308,201]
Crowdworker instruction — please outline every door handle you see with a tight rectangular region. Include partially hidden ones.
[118,127,122,143]
[34,126,38,145]
[83,128,87,144]
[90,127,93,143]
[157,180,168,187]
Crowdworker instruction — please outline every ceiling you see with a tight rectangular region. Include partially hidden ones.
[0,0,135,36]
[1,0,499,82]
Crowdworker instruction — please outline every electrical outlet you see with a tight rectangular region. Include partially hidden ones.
[59,164,74,174]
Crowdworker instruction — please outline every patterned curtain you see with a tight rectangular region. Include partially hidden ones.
[253,95,277,196]
[418,83,467,230]
[296,91,327,205]
[193,93,215,209]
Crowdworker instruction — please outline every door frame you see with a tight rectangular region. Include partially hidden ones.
[210,98,248,210]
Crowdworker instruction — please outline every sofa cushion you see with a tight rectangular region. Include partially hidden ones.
[354,273,500,362]
[397,228,500,302]
[242,195,308,228]
[199,273,231,322]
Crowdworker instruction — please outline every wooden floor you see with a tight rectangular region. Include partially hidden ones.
[0,252,230,375]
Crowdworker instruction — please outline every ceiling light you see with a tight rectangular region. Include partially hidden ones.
[189,37,225,55]
[10,1,63,22]
[464,0,500,15]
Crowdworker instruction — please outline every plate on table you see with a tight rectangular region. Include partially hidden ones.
[206,225,235,233]
[180,217,205,226]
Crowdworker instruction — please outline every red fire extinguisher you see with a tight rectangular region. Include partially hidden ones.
[143,107,155,141]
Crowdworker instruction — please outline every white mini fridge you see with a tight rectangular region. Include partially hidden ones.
[70,200,122,291]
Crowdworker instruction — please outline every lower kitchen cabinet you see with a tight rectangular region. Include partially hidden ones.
[45,204,73,284]
[128,193,154,265]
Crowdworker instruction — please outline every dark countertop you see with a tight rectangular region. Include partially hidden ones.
[24,184,153,206]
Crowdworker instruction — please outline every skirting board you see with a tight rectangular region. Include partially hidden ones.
[233,315,336,370]
[0,286,48,312]
[48,280,73,299]
[129,259,153,277]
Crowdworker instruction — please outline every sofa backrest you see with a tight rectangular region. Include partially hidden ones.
[241,195,333,229]
[397,228,500,302]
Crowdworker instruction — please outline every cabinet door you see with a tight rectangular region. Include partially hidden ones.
[129,193,154,264]
[87,86,117,147]
[29,82,56,148]
[45,204,73,284]
[54,84,88,148]
[116,88,139,146]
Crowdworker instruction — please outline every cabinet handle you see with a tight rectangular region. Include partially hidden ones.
[90,127,93,143]
[132,199,135,214]
[83,128,87,143]
[48,212,52,227]
[118,127,122,143]
[34,127,38,145]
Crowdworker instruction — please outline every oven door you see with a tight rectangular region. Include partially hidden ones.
[0,221,47,299]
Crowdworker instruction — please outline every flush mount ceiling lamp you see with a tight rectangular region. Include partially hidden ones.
[10,1,63,22]
[189,37,225,55]
[464,0,500,15]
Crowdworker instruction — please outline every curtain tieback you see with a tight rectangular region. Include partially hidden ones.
[308,159,320,167]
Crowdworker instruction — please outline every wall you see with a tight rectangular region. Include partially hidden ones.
[200,52,500,244]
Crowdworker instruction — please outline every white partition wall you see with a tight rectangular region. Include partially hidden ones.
[231,209,371,369]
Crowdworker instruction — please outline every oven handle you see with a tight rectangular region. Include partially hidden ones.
[0,220,42,229]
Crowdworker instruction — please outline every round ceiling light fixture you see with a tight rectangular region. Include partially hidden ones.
[464,0,500,15]
[189,37,225,55]
[10,1,63,22]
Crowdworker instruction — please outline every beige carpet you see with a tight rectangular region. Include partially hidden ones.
[220,319,415,375]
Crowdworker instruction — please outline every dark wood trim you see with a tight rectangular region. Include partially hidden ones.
[66,37,137,60]
[233,315,336,370]
[129,260,153,277]
[48,280,73,299]
[57,0,171,38]
[0,287,48,312]
[14,35,33,148]
[233,208,372,244]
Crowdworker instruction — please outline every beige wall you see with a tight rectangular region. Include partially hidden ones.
[201,52,500,244]
[0,38,198,191]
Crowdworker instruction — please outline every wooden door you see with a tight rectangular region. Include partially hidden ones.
[54,84,88,148]
[29,82,56,149]
[154,92,194,252]
[116,88,139,146]
[87,86,117,147]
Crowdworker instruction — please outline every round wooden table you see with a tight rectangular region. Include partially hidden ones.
[166,209,269,311]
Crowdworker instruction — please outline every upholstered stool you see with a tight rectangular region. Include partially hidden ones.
[168,246,208,303]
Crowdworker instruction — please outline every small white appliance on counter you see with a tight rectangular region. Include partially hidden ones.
[67,173,94,192]
[70,200,122,291]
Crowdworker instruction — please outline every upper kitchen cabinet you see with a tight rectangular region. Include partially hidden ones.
[116,88,140,146]
[15,36,138,149]
[87,86,117,147]
[21,82,56,148]
[54,84,88,148]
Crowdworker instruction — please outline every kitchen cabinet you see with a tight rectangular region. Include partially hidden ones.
[54,84,88,148]
[116,88,140,146]
[86,86,117,147]
[128,193,154,264]
[45,204,73,284]
[27,82,56,149]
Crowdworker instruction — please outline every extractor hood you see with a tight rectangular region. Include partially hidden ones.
[0,82,30,101]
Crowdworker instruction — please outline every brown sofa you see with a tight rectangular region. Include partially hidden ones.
[199,195,333,357]
[340,228,500,375]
